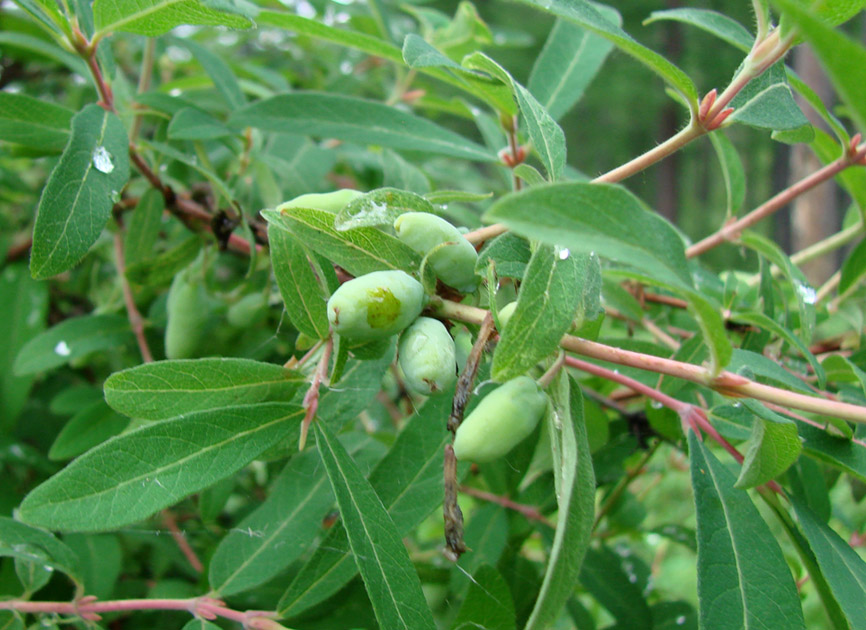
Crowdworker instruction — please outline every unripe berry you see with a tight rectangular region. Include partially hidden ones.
[398,317,457,395]
[327,270,424,341]
[277,189,363,213]
[165,271,209,359]
[453,376,547,463]
[497,301,517,329]
[393,212,479,292]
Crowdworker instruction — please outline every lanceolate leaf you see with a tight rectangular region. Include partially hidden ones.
[93,0,251,38]
[484,182,694,290]
[13,314,132,376]
[734,400,802,489]
[314,421,436,630]
[231,93,496,162]
[262,206,421,277]
[644,8,753,51]
[30,104,130,279]
[689,432,806,630]
[524,377,595,630]
[517,0,699,109]
[268,225,332,339]
[729,61,811,134]
[17,403,303,532]
[793,500,866,630]
[0,517,81,584]
[492,246,592,382]
[528,7,620,120]
[0,92,73,151]
[104,358,305,420]
[451,565,516,630]
[839,237,866,295]
[279,393,453,617]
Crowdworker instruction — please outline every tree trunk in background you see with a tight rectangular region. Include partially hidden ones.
[655,0,681,222]
[789,46,837,285]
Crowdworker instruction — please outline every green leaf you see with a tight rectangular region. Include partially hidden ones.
[170,36,245,110]
[125,236,202,286]
[644,8,753,51]
[793,500,866,630]
[123,189,166,267]
[0,517,81,583]
[0,263,48,429]
[142,140,234,205]
[13,314,132,376]
[335,188,435,231]
[688,292,733,375]
[810,129,866,218]
[269,226,332,339]
[0,92,73,151]
[452,504,509,595]
[798,423,866,482]
[18,403,303,532]
[689,431,806,630]
[313,421,436,630]
[774,0,866,133]
[93,0,251,38]
[734,400,803,489]
[728,310,824,388]
[451,565,516,630]
[279,393,453,617]
[463,52,566,180]
[484,182,694,290]
[231,93,496,162]
[840,237,866,294]
[476,233,531,279]
[48,401,129,460]
[524,377,595,630]
[30,104,130,279]
[728,349,814,394]
[62,533,121,599]
[517,0,699,110]
[262,205,421,277]
[528,7,620,120]
[209,442,344,595]
[579,546,652,628]
[822,354,866,397]
[104,358,304,420]
[167,107,235,141]
[263,135,338,201]
[729,61,812,134]
[492,246,592,381]
[708,132,746,216]
[401,34,518,117]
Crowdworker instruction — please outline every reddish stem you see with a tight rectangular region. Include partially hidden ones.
[113,233,153,363]
[161,510,203,573]
[299,338,333,450]
[459,485,554,528]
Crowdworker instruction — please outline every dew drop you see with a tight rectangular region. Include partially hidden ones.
[797,283,817,305]
[42,565,54,572]
[92,146,114,173]
[339,60,353,75]
[732,401,742,408]
[54,341,71,356]
[556,246,570,260]
[169,88,182,97]
[676,615,687,626]
[651,400,664,409]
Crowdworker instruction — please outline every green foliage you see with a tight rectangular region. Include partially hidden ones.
[2,0,866,628]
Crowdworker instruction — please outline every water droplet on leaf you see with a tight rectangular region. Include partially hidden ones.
[54,341,71,356]
[92,146,114,173]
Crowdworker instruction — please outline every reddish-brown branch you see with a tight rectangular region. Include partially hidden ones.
[161,510,203,573]
[113,232,153,363]
[459,485,555,528]
[687,146,866,257]
[299,338,333,450]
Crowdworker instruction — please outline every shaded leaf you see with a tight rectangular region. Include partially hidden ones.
[0,92,73,151]
[48,401,129,460]
[644,8,753,51]
[451,565,516,630]
[0,517,81,583]
[734,400,802,488]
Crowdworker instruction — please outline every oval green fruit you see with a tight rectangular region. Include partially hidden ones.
[327,270,424,341]
[227,292,268,328]
[393,212,478,292]
[165,271,209,359]
[398,317,457,395]
[277,189,363,214]
[453,376,547,463]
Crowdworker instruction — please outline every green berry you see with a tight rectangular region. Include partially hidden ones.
[393,212,479,292]
[165,271,209,359]
[277,189,363,214]
[453,376,547,463]
[327,270,424,341]
[227,292,268,328]
[398,317,457,395]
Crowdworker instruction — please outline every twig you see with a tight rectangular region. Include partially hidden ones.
[447,312,495,434]
[459,485,555,528]
[299,337,333,450]
[113,232,153,363]
[433,299,866,423]
[161,510,203,573]
[687,144,866,258]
